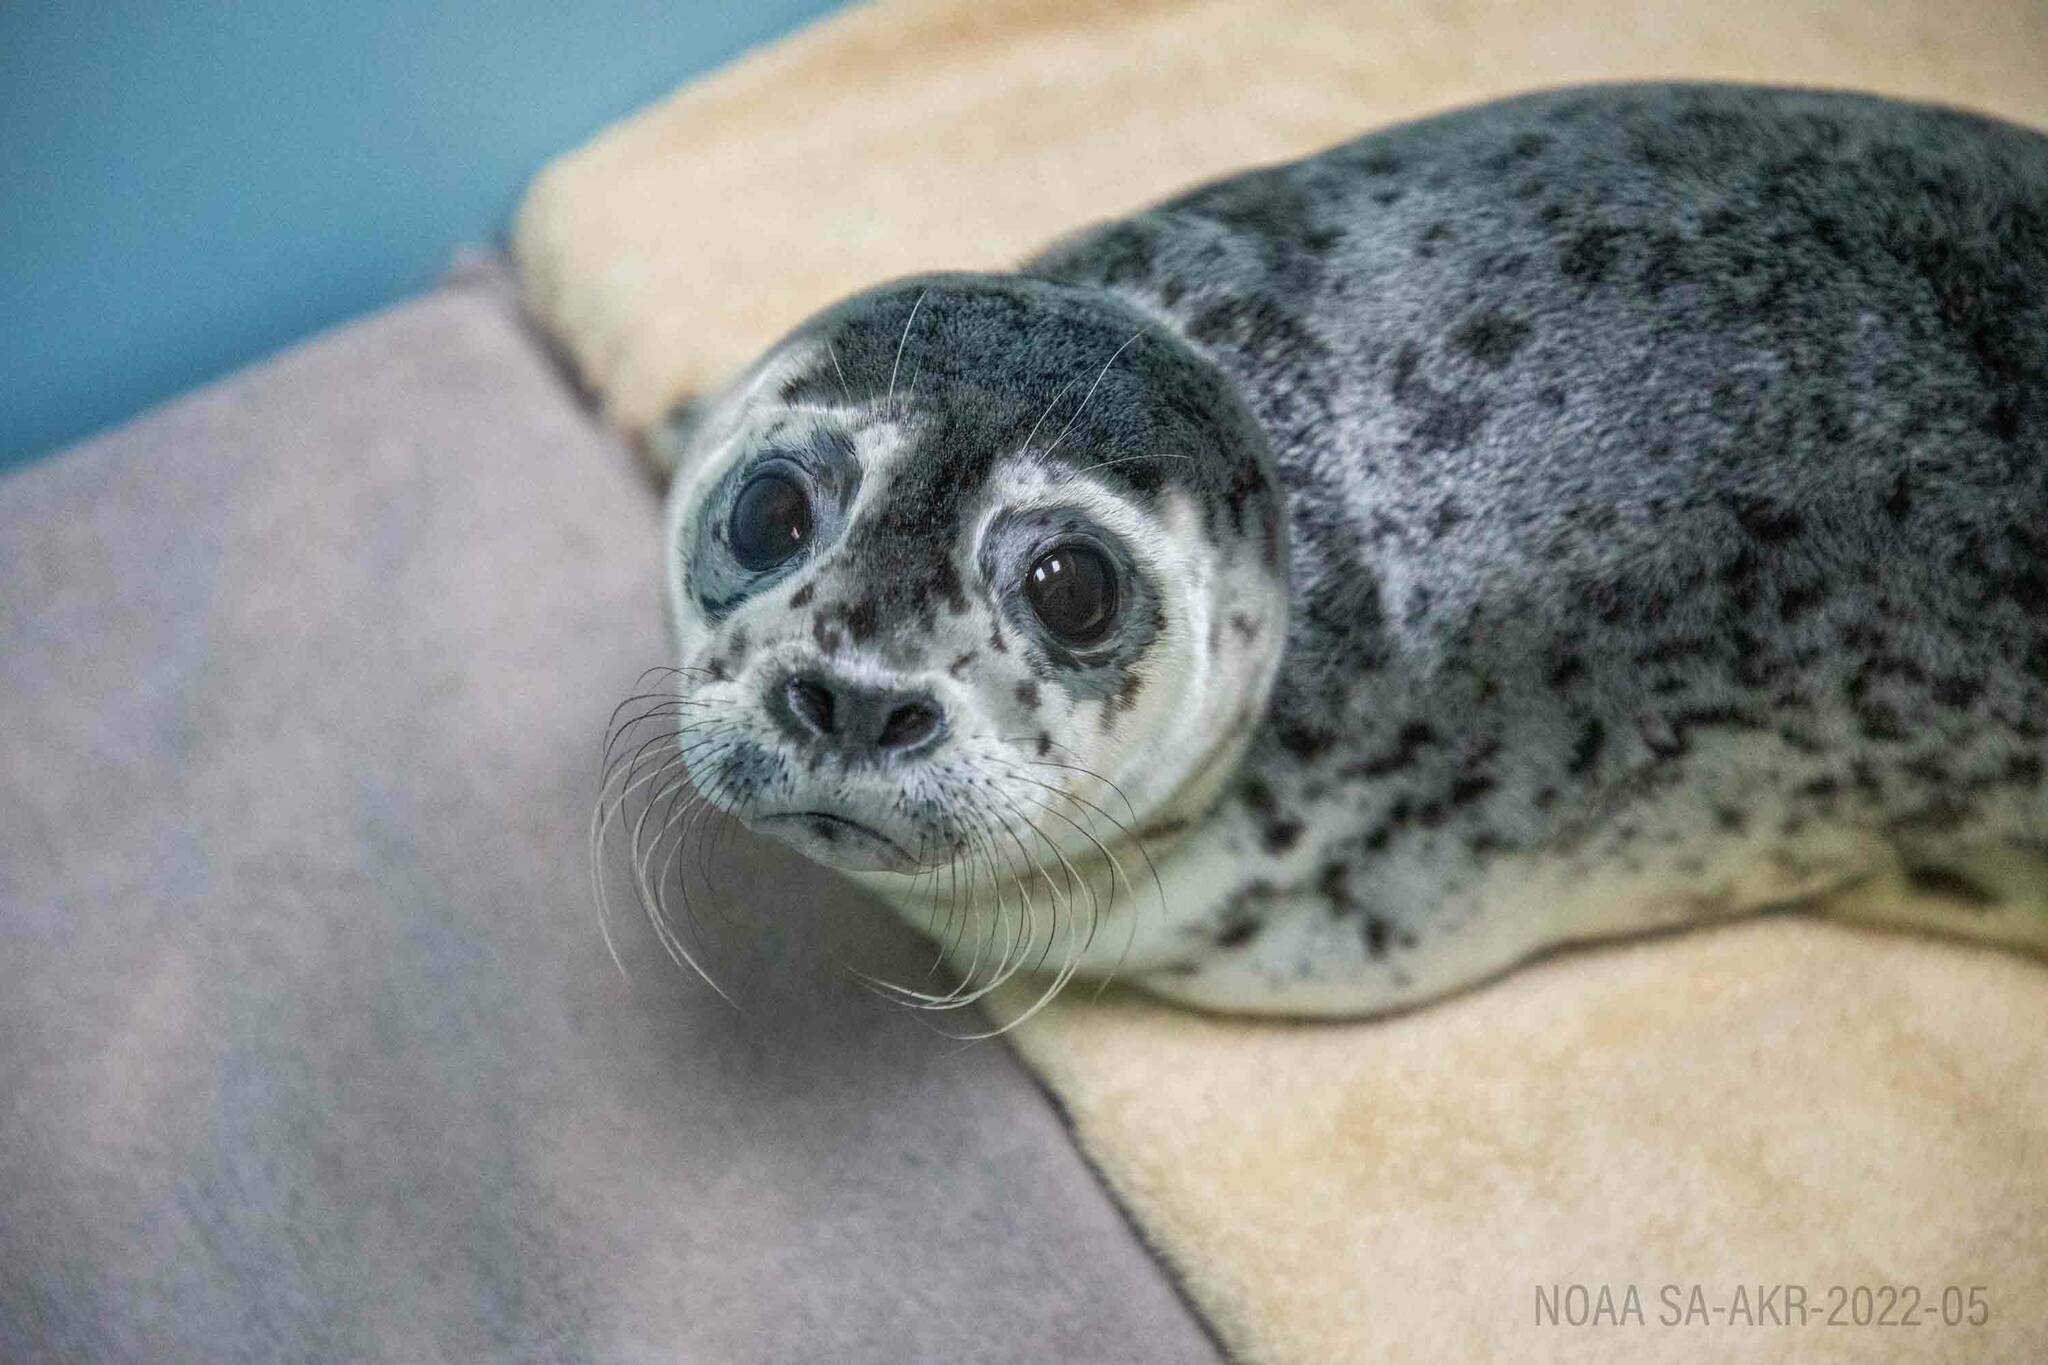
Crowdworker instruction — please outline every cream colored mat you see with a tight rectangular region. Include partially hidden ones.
[514,2,2048,1359]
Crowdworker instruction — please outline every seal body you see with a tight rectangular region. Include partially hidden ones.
[657,84,2048,1018]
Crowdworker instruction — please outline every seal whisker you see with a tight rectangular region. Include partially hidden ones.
[1000,739,1146,828]
[992,756,1158,924]
[824,337,854,404]
[591,702,739,994]
[921,847,961,982]
[1040,329,1142,459]
[650,769,722,939]
[1000,778,1119,975]
[875,790,1033,1011]
[885,287,928,407]
[965,772,1064,980]
[634,767,705,955]
[660,735,757,958]
[1005,799,1095,1012]
[682,740,759,927]
[863,820,994,1007]
[1014,374,1081,458]
[996,763,1157,990]
[599,664,716,754]
[1069,451,1193,475]
[656,757,735,953]
[925,798,1024,1007]
[973,778,1053,1001]
[590,719,714,978]
[626,742,738,1002]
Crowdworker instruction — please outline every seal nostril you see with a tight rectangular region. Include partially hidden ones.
[877,699,941,751]
[786,677,836,736]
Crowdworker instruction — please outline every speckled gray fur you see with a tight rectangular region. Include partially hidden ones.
[666,84,2048,1016]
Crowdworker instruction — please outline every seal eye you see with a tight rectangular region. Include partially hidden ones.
[729,471,813,571]
[1025,544,1118,646]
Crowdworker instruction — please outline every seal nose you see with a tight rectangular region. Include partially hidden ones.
[773,670,947,757]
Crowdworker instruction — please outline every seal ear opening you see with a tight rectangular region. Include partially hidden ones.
[640,397,708,491]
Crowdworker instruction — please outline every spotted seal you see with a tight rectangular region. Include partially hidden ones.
[626,83,2048,1018]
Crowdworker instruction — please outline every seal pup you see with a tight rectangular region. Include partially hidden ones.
[613,83,2048,1018]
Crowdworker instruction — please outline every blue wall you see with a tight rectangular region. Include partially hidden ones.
[0,1,851,471]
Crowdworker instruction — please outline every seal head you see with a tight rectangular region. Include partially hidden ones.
[659,273,1289,882]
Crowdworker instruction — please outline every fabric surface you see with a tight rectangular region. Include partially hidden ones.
[994,925,2048,1363]
[510,1,2048,1361]
[0,271,1224,1364]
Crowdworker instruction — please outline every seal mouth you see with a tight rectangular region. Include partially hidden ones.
[752,810,922,873]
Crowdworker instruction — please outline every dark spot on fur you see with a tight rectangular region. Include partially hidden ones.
[788,582,815,608]
[1932,675,1983,708]
[1240,776,1279,818]
[933,557,970,614]
[1318,861,1351,909]
[1987,398,2022,442]
[1015,681,1041,710]
[1446,773,1496,808]
[1450,311,1532,368]
[1777,725,1826,755]
[1640,230,1687,295]
[1904,865,1998,908]
[836,598,880,644]
[1278,724,1334,760]
[1363,916,1393,958]
[1263,819,1304,854]
[1853,699,1908,741]
[1560,226,1624,284]
[1090,223,1157,287]
[1568,718,1606,775]
[1726,495,1805,544]
[1341,720,1437,780]
[1187,296,1324,371]
[947,650,977,677]
[1778,583,1824,621]
[1112,669,1147,713]
[1216,916,1261,948]
[1416,394,1490,453]
[813,617,843,656]
[1387,341,1492,452]
[1388,343,1421,402]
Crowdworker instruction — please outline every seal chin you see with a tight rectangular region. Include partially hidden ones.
[751,810,923,874]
